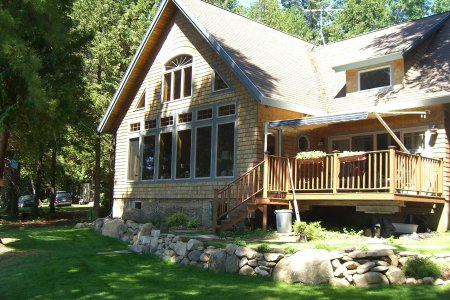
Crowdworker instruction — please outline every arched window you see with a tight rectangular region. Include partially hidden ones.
[162,55,193,102]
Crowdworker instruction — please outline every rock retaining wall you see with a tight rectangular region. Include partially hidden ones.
[78,218,450,287]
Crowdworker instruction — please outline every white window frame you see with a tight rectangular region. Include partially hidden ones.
[127,200,142,209]
[134,89,146,111]
[161,55,193,102]
[211,69,230,93]
[357,65,393,92]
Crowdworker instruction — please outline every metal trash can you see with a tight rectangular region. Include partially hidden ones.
[275,209,293,233]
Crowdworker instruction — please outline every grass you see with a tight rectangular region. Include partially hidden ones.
[1,226,449,299]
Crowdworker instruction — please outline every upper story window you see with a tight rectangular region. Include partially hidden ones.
[218,104,235,117]
[135,90,145,110]
[130,122,140,132]
[358,66,391,91]
[163,55,193,102]
[212,70,229,92]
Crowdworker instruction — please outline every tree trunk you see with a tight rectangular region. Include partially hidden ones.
[33,146,45,215]
[5,159,19,219]
[93,134,101,218]
[0,130,10,185]
[50,137,56,213]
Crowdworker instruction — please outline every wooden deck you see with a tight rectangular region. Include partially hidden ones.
[212,149,444,233]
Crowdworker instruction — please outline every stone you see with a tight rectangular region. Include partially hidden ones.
[385,266,406,285]
[93,218,105,231]
[164,249,175,257]
[331,259,341,269]
[334,265,347,278]
[180,258,190,265]
[256,253,264,260]
[187,239,204,251]
[139,235,152,245]
[349,249,394,259]
[375,260,390,267]
[356,262,376,274]
[162,256,177,263]
[225,244,239,255]
[353,272,389,288]
[344,246,357,253]
[422,277,435,285]
[343,261,360,270]
[188,250,202,262]
[388,254,399,267]
[239,265,255,276]
[399,251,418,257]
[434,278,444,285]
[102,219,125,238]
[190,261,198,266]
[264,253,284,262]
[398,257,410,266]
[167,234,175,238]
[235,247,257,259]
[255,267,270,276]
[150,236,159,252]
[329,251,344,260]
[199,253,210,262]
[138,223,154,239]
[173,241,188,257]
[406,278,417,285]
[248,259,258,267]
[225,254,240,273]
[209,250,227,272]
[341,255,353,262]
[151,229,160,237]
[128,245,146,254]
[329,278,350,287]
[272,249,333,285]
[345,274,353,283]
[172,236,181,243]
[239,257,248,268]
[370,266,389,273]
[258,260,276,268]
[347,270,357,275]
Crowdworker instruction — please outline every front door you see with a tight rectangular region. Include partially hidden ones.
[266,129,281,156]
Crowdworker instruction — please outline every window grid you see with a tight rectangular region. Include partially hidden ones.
[130,123,140,132]
[197,108,213,120]
[160,116,174,127]
[178,113,192,124]
[145,119,157,130]
[218,104,235,117]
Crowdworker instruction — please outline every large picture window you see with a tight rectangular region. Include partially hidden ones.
[162,55,193,102]
[176,129,191,178]
[359,66,391,91]
[195,126,212,178]
[216,123,235,177]
[142,136,156,180]
[159,132,172,179]
[128,138,139,181]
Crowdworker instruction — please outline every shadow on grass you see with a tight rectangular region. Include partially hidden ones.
[0,227,449,300]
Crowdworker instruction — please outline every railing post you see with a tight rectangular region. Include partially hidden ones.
[439,158,444,195]
[332,151,340,194]
[212,189,219,233]
[389,146,396,194]
[263,152,269,198]
[417,154,422,194]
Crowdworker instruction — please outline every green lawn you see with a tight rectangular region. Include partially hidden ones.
[0,226,449,299]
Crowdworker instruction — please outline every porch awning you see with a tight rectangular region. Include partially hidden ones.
[267,112,369,128]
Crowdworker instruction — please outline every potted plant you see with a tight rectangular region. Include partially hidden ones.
[296,151,326,164]
[338,151,367,163]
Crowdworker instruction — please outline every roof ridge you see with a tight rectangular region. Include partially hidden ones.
[197,0,315,46]
[322,10,450,47]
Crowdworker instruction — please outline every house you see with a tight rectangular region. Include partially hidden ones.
[98,0,450,233]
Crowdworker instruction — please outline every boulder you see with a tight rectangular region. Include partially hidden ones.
[120,233,133,244]
[264,253,284,262]
[422,277,435,285]
[239,257,248,268]
[173,241,188,257]
[225,254,240,273]
[334,265,347,278]
[188,250,203,262]
[150,236,159,252]
[388,254,399,267]
[349,249,394,259]
[187,239,204,251]
[329,278,350,287]
[248,259,258,267]
[375,260,390,267]
[151,229,160,237]
[199,253,210,262]
[343,261,360,270]
[139,235,152,245]
[331,259,342,269]
[181,258,190,265]
[370,266,389,273]
[385,266,406,285]
[93,218,105,231]
[406,278,417,285]
[225,244,239,255]
[398,257,410,266]
[235,247,257,259]
[356,262,376,274]
[258,260,276,268]
[128,245,149,254]
[345,274,354,283]
[209,250,227,272]
[239,265,255,276]
[102,219,125,238]
[255,267,270,276]
[353,272,389,287]
[434,278,444,286]
[272,249,333,285]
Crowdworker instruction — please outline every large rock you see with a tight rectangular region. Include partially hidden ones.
[272,249,333,285]
[102,219,125,238]
[334,265,347,278]
[353,272,389,287]
[173,241,188,257]
[138,223,154,237]
[349,249,394,259]
[264,253,284,262]
[329,278,350,287]
[188,250,202,262]
[225,254,240,273]
[199,253,210,262]
[94,218,105,231]
[239,257,248,268]
[209,250,227,272]
[235,247,257,259]
[187,239,204,251]
[239,265,255,276]
[356,261,376,274]
[385,266,406,285]
[343,261,360,270]
[255,267,270,276]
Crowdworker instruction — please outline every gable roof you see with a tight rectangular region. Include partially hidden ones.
[98,0,450,133]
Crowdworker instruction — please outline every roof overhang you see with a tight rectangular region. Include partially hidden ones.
[268,111,369,129]
[332,52,403,72]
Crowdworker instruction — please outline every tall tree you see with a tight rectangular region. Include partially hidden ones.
[389,0,430,23]
[432,0,450,13]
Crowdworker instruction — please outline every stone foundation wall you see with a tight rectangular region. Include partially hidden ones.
[79,218,450,287]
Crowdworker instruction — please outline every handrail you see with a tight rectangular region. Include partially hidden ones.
[213,160,264,229]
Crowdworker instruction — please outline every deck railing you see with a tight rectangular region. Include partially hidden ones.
[266,149,443,197]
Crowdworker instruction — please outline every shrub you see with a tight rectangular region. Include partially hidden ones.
[293,221,326,240]
[166,212,189,227]
[284,245,297,254]
[257,243,271,253]
[313,242,334,251]
[233,239,246,247]
[404,258,441,279]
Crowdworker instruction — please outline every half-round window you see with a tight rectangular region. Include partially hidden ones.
[298,135,310,152]
[163,55,193,102]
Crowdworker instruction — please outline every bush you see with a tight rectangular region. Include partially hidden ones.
[233,239,246,247]
[257,243,271,253]
[404,258,441,279]
[313,242,334,251]
[284,245,297,254]
[166,212,189,227]
[293,221,326,240]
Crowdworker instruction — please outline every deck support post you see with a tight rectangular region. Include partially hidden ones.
[263,152,269,198]
[262,204,267,231]
[332,151,340,193]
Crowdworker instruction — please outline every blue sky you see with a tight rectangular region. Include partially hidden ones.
[238,0,255,7]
